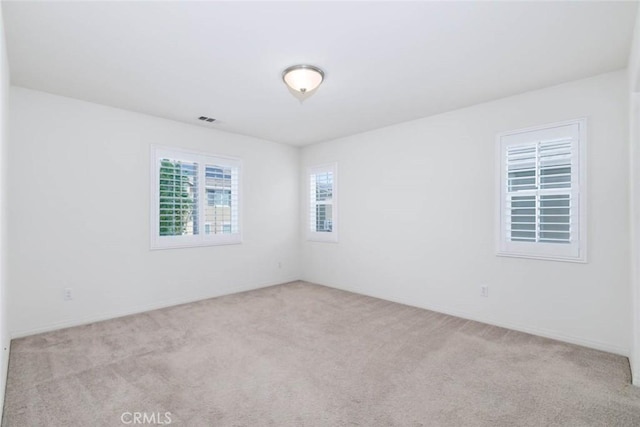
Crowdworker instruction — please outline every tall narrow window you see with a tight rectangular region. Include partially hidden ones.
[497,119,586,262]
[309,163,338,242]
[151,146,241,249]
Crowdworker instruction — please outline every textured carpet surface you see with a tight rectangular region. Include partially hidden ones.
[3,281,640,426]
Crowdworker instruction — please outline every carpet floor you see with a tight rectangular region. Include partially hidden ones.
[3,281,640,426]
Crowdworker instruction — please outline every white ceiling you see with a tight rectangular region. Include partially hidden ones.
[3,1,638,146]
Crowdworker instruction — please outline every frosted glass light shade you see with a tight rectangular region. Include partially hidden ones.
[282,65,324,94]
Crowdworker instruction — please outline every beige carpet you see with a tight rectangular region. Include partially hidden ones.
[3,281,640,426]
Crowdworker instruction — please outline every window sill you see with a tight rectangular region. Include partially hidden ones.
[151,235,243,250]
[496,251,587,264]
[307,233,338,243]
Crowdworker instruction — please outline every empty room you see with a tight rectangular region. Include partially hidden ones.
[1,0,640,425]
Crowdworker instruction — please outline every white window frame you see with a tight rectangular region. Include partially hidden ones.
[496,118,587,263]
[150,145,242,250]
[308,163,338,243]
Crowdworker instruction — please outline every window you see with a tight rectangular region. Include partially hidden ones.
[309,163,338,242]
[497,119,586,262]
[151,146,241,249]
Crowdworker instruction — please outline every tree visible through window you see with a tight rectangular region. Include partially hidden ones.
[159,159,198,236]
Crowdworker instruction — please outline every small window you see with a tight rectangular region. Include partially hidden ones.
[309,163,338,242]
[151,146,241,249]
[497,119,586,262]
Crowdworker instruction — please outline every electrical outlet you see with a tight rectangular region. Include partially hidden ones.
[63,288,73,301]
[480,285,489,298]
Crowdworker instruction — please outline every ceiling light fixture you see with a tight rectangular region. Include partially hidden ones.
[282,64,324,101]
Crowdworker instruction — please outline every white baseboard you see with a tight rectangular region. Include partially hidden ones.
[10,277,300,339]
[312,280,630,357]
[10,277,629,357]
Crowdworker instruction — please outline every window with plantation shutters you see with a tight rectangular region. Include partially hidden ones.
[309,163,338,242]
[497,119,586,262]
[151,146,241,249]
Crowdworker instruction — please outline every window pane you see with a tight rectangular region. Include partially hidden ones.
[205,167,232,180]
[205,165,237,234]
[315,204,333,232]
[508,195,535,242]
[315,172,333,201]
[310,168,335,235]
[539,140,572,189]
[508,170,536,191]
[159,159,198,236]
[507,145,536,192]
[539,195,571,243]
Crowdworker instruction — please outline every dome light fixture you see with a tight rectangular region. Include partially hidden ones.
[282,64,325,101]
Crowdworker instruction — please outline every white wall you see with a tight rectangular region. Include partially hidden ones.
[0,2,11,418]
[301,70,630,356]
[7,87,300,336]
[631,92,640,383]
[630,7,640,95]
[628,6,640,384]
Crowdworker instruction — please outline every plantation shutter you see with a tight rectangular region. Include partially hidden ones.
[309,164,338,242]
[310,170,333,233]
[498,120,585,262]
[506,138,573,244]
[204,165,239,235]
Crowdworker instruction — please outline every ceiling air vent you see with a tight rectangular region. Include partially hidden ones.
[198,116,216,123]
